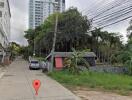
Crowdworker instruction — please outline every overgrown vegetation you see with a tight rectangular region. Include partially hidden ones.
[23,7,132,75]
[49,71,132,95]
[113,20,132,75]
[64,49,90,74]
[24,7,123,65]
[9,42,22,60]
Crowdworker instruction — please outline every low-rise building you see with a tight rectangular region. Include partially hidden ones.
[46,52,96,69]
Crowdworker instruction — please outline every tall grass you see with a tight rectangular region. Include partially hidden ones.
[49,71,132,95]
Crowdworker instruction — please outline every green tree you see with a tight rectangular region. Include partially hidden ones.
[9,42,21,60]
[25,7,91,55]
[24,7,123,67]
[127,20,132,39]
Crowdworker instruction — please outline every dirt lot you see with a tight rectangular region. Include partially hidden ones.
[73,89,132,100]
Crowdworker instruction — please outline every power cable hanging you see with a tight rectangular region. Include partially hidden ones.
[61,0,132,31]
[84,0,118,17]
[82,0,132,29]
[93,5,132,22]
[95,8,132,25]
[99,15,132,28]
[88,0,129,19]
[85,0,119,16]
[82,0,106,13]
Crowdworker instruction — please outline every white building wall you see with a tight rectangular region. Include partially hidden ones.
[29,0,65,29]
[0,0,11,48]
[55,0,65,12]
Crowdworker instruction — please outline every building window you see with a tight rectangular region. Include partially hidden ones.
[63,0,65,3]
[0,2,4,8]
[0,11,2,17]
[4,12,6,18]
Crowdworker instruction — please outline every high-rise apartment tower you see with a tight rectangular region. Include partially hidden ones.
[29,0,65,29]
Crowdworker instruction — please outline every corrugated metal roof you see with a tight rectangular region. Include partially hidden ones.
[46,52,96,59]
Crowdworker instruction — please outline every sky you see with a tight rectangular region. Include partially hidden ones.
[8,0,130,45]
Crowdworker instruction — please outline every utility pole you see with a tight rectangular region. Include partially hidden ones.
[50,3,59,72]
[33,38,36,57]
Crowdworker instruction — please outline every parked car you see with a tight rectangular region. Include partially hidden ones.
[29,60,40,70]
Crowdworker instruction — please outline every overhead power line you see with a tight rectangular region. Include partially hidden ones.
[90,0,129,19]
[66,0,132,29]
[93,5,132,22]
[100,15,132,28]
[82,0,106,13]
[81,0,132,29]
[84,0,119,17]
[95,8,132,25]
[86,0,123,17]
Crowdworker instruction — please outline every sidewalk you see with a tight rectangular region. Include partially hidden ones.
[0,59,81,100]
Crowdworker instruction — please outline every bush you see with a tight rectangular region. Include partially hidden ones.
[125,59,132,75]
[66,48,90,74]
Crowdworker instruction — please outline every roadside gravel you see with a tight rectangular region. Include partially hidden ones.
[73,90,132,100]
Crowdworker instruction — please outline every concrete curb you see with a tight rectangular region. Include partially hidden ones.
[0,66,6,79]
[0,71,5,79]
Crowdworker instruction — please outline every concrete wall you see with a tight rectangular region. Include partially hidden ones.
[89,66,128,74]
[3,55,11,65]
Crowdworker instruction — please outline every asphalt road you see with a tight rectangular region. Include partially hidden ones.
[0,59,80,100]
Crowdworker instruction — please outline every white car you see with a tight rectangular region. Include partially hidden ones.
[29,60,40,70]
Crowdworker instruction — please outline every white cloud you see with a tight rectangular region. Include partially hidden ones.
[9,0,28,46]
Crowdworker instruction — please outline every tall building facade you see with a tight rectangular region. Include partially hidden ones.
[55,0,65,12]
[0,0,11,63]
[0,0,11,48]
[29,0,65,29]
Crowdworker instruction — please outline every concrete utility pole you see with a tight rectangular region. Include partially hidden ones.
[33,38,36,56]
[50,3,59,72]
